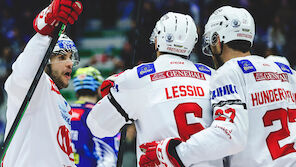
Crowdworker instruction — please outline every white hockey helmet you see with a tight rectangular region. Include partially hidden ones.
[51,34,79,66]
[202,6,255,56]
[150,12,198,57]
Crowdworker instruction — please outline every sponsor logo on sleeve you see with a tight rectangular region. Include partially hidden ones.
[194,64,212,75]
[237,59,256,73]
[137,63,156,78]
[275,62,293,74]
[211,84,238,100]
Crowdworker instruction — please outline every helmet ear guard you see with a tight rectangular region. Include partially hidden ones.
[210,32,219,46]
[202,31,221,56]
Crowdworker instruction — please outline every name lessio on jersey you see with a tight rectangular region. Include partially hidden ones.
[165,85,205,99]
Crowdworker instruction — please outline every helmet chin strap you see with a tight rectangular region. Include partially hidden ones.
[211,41,225,69]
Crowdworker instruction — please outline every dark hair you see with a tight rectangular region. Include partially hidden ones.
[226,40,251,53]
[76,89,97,97]
[161,52,188,59]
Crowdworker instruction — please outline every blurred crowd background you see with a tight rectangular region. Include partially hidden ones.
[0,0,295,166]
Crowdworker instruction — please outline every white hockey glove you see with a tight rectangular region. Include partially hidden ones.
[33,0,83,36]
[139,137,185,167]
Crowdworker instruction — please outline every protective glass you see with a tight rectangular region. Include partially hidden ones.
[50,51,79,66]
[202,32,213,57]
[202,31,220,57]
[149,27,157,44]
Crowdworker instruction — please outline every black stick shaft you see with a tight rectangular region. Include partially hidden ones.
[0,24,65,162]
[116,0,143,166]
[131,0,143,66]
[116,125,128,167]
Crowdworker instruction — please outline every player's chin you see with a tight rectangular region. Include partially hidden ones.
[63,78,70,87]
[60,76,70,89]
[59,81,69,89]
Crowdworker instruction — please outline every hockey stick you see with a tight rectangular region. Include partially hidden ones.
[223,156,230,167]
[116,0,143,167]
[116,124,128,167]
[0,23,66,162]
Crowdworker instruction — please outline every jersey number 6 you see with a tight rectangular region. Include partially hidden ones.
[174,102,205,141]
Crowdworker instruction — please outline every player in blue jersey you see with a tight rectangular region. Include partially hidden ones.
[70,66,120,167]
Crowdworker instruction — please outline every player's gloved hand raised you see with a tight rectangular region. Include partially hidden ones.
[33,0,83,36]
[100,72,123,98]
[139,137,185,167]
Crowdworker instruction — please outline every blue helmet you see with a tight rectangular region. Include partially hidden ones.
[52,34,80,66]
[73,66,104,92]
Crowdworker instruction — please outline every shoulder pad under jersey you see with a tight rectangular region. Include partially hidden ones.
[137,63,156,78]
[237,59,256,73]
[274,62,293,74]
[194,64,212,75]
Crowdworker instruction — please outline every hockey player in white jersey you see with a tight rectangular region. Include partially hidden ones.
[2,0,82,166]
[265,55,291,67]
[87,12,223,167]
[139,6,296,167]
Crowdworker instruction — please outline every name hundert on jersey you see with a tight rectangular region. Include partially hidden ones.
[165,85,205,99]
[150,70,206,81]
[251,88,296,107]
[211,84,238,100]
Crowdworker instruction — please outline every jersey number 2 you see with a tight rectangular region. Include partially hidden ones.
[263,108,296,160]
[174,102,205,141]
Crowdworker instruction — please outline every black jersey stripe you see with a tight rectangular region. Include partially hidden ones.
[212,99,247,109]
[107,92,134,122]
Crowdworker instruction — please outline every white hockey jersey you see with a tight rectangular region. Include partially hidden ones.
[3,33,75,167]
[176,55,296,167]
[87,54,223,167]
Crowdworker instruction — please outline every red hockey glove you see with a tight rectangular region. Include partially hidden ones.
[33,0,83,36]
[100,79,115,98]
[100,72,124,98]
[139,138,185,167]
